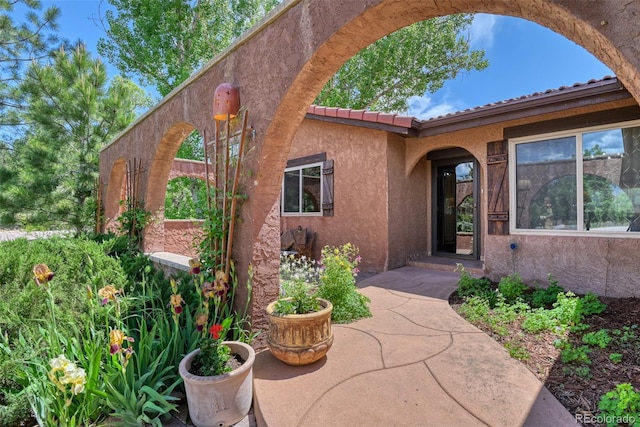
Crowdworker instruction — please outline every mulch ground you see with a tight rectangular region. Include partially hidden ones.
[451,295,640,426]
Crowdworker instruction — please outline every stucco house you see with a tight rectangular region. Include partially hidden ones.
[131,75,640,298]
[276,76,640,297]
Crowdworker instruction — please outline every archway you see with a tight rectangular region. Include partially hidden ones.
[99,0,640,340]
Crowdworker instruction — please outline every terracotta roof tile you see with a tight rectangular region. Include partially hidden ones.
[392,116,414,128]
[421,75,618,123]
[305,76,621,131]
[336,108,351,119]
[377,113,395,125]
[349,109,365,120]
[325,107,338,117]
[362,111,379,122]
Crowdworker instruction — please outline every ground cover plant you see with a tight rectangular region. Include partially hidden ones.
[450,265,640,426]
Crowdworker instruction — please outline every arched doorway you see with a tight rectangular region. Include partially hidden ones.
[429,148,479,260]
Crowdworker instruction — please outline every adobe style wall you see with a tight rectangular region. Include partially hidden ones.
[281,119,390,273]
[405,97,639,297]
[99,0,640,343]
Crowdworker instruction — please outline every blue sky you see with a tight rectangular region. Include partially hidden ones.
[37,3,613,117]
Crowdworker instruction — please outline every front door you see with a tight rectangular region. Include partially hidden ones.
[434,159,479,259]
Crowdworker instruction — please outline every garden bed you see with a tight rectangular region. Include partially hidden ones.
[449,270,640,426]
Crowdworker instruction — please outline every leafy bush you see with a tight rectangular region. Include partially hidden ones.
[580,292,607,316]
[0,236,128,341]
[528,276,565,308]
[551,291,583,327]
[0,237,186,426]
[583,329,613,349]
[274,255,322,315]
[598,383,640,426]
[521,308,555,333]
[317,243,371,324]
[555,339,592,364]
[498,274,528,304]
[457,295,491,323]
[610,353,623,364]
[274,280,321,315]
[456,264,492,298]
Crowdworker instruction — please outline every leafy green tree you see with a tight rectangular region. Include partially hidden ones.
[0,44,152,232]
[315,14,488,112]
[97,0,280,97]
[0,0,60,137]
[164,176,208,219]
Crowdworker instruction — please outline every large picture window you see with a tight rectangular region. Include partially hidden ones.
[510,120,640,234]
[282,162,323,215]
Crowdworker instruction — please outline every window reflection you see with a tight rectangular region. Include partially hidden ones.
[513,123,640,233]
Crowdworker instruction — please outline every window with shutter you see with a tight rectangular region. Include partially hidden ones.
[281,153,334,217]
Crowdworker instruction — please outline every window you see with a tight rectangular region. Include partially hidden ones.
[282,162,323,215]
[510,120,640,234]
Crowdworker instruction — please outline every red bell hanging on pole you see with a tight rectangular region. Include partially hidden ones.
[213,83,240,121]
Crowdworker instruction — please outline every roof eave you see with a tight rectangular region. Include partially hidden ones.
[414,78,630,137]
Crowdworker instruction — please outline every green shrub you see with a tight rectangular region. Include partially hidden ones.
[598,383,640,427]
[505,341,529,361]
[0,237,128,343]
[528,276,565,308]
[551,291,582,328]
[456,264,492,298]
[580,292,607,316]
[557,342,592,365]
[457,295,491,323]
[498,274,528,304]
[610,353,623,364]
[522,308,555,333]
[317,243,371,324]
[583,329,613,349]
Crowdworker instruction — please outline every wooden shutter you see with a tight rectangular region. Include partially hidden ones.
[487,140,509,235]
[322,159,334,217]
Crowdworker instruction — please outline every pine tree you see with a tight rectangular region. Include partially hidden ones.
[0,44,151,232]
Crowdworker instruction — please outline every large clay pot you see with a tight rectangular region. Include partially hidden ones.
[266,298,333,366]
[179,341,255,427]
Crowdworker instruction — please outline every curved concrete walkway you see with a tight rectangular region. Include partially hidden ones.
[253,266,578,427]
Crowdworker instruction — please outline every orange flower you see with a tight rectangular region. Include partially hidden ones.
[170,294,184,315]
[33,264,55,286]
[213,270,230,297]
[195,313,208,332]
[209,324,224,340]
[98,285,121,305]
[109,329,133,355]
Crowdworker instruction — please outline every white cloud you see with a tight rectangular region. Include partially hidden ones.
[470,14,498,49]
[407,95,457,120]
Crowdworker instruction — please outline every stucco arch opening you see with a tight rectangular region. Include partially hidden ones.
[100,0,640,340]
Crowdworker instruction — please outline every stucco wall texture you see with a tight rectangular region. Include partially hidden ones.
[99,0,640,339]
[281,120,390,273]
[162,220,203,258]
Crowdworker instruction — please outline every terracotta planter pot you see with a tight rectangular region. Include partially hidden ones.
[179,341,255,427]
[266,298,333,366]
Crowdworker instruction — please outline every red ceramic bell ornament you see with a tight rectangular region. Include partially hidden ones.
[213,83,240,121]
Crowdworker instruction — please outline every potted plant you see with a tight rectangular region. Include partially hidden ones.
[174,261,256,427]
[266,256,334,366]
[178,318,255,427]
[267,244,372,366]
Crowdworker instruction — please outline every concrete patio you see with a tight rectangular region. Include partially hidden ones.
[251,266,578,427]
